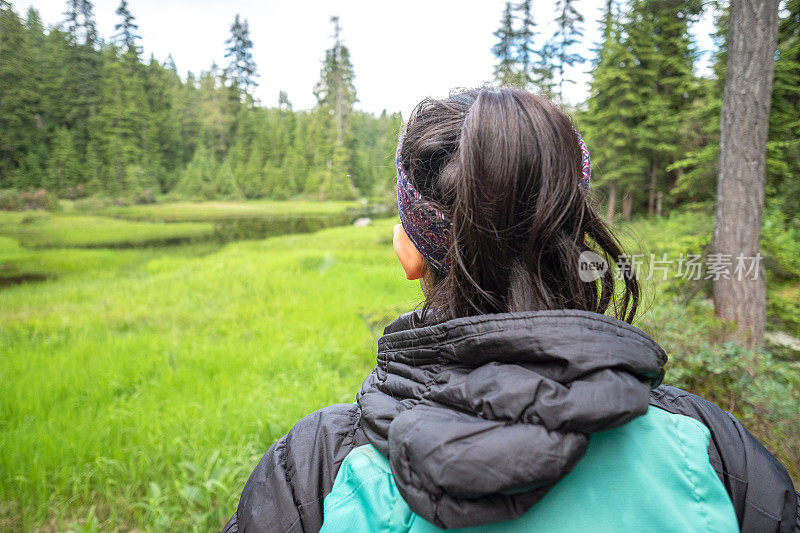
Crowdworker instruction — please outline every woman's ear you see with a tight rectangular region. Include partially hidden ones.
[393,224,425,280]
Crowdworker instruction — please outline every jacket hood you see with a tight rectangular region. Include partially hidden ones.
[356,309,667,529]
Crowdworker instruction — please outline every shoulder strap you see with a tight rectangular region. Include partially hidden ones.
[650,385,798,533]
[223,403,367,532]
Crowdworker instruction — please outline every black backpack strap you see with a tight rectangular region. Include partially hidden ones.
[224,403,366,532]
[650,385,797,533]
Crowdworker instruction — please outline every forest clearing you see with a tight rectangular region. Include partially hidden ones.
[1,0,799,530]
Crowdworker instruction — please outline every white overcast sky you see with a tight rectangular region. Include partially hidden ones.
[13,0,717,117]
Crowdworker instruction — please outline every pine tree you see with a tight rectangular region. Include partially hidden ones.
[668,3,729,206]
[534,39,557,97]
[625,0,703,216]
[238,140,266,198]
[177,143,218,199]
[580,0,644,221]
[63,0,97,45]
[313,16,357,199]
[61,0,101,162]
[113,0,141,56]
[175,71,202,167]
[0,3,36,185]
[278,90,292,112]
[46,127,80,194]
[319,144,356,200]
[23,7,47,176]
[766,0,800,218]
[216,156,240,198]
[514,0,537,87]
[493,3,518,85]
[314,17,356,146]
[224,14,258,96]
[199,64,238,161]
[143,58,184,192]
[552,0,585,101]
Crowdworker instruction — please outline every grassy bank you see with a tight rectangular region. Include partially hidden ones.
[71,200,361,222]
[0,212,215,249]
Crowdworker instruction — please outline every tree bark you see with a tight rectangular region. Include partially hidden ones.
[622,189,633,222]
[606,181,617,224]
[655,191,663,217]
[712,0,779,348]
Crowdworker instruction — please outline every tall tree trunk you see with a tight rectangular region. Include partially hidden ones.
[622,189,633,222]
[647,156,658,215]
[713,0,779,348]
[655,192,663,217]
[606,181,617,224]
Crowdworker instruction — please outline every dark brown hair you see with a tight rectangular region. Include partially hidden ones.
[400,87,639,324]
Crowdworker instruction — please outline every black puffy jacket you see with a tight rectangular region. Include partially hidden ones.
[223,309,798,532]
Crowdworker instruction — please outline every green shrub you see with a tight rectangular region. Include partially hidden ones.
[213,212,354,242]
[762,208,800,279]
[0,189,59,211]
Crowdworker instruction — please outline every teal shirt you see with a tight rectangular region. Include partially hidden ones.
[320,407,739,532]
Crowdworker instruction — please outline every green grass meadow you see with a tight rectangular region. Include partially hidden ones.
[1,205,797,532]
[1,215,420,531]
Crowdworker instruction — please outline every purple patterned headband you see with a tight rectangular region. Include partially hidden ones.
[397,130,591,273]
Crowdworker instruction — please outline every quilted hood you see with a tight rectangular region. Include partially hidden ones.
[357,309,667,529]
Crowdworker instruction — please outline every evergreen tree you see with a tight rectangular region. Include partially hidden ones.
[314,16,356,146]
[215,155,240,198]
[514,0,537,87]
[46,127,80,194]
[113,0,141,56]
[493,3,518,85]
[199,64,238,161]
[552,0,585,100]
[313,16,357,199]
[580,0,643,221]
[713,0,779,348]
[177,143,219,199]
[175,71,202,167]
[224,14,258,96]
[534,39,557,97]
[319,144,356,200]
[766,0,800,218]
[23,8,47,173]
[63,0,97,45]
[278,90,292,112]
[0,3,36,185]
[238,140,266,198]
[61,0,101,161]
[668,3,729,206]
[164,53,177,72]
[143,58,184,192]
[625,0,703,215]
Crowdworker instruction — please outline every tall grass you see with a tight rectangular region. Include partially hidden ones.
[73,200,361,222]
[0,219,420,531]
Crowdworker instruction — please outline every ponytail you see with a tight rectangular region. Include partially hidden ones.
[401,87,639,324]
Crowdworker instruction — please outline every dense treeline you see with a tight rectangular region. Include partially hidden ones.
[2,0,798,213]
[492,0,800,221]
[0,1,401,202]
